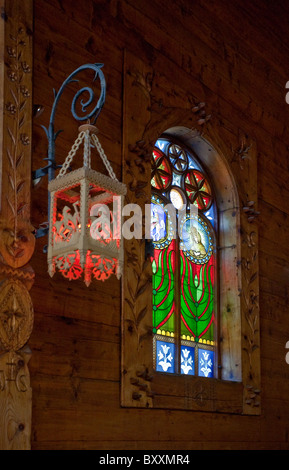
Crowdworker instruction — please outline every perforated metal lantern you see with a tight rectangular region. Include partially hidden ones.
[47,124,126,285]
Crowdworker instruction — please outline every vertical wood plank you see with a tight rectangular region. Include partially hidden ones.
[121,50,154,408]
[0,0,4,211]
[0,0,34,450]
[237,135,261,414]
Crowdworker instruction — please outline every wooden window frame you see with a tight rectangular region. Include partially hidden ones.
[121,51,260,415]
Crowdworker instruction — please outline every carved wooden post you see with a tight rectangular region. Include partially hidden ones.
[0,0,34,450]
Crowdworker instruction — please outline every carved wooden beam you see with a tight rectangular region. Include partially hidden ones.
[0,0,34,450]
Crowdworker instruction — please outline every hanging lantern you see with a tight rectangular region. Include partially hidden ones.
[47,123,126,285]
[33,64,127,285]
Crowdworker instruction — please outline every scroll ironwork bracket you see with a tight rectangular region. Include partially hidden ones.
[33,63,106,243]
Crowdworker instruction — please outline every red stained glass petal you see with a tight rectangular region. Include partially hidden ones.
[151,150,172,190]
[184,170,212,211]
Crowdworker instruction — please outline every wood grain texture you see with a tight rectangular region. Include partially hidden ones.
[0,347,32,449]
[0,0,33,450]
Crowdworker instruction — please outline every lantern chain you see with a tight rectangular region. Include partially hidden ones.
[83,130,91,168]
[57,130,86,178]
[91,133,117,181]
[56,129,118,181]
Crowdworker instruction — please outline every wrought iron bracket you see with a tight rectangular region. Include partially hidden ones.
[33,63,106,240]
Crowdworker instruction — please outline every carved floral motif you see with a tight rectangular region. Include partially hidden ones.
[0,280,33,352]
[241,229,260,409]
[231,131,261,411]
[3,25,33,270]
[0,2,33,450]
[191,101,211,126]
[231,133,252,170]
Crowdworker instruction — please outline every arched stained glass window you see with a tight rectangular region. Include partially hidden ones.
[151,138,217,378]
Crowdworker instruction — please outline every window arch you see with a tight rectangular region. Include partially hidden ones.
[121,54,260,413]
[150,136,218,378]
[156,127,243,383]
[121,93,259,414]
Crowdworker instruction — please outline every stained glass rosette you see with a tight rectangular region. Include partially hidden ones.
[151,148,172,192]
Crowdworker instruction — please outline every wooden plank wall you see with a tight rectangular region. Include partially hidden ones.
[29,0,289,449]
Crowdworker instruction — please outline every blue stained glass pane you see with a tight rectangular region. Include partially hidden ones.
[156,340,175,373]
[188,156,202,171]
[172,172,182,187]
[198,348,214,378]
[155,139,169,153]
[204,204,216,228]
[180,345,195,375]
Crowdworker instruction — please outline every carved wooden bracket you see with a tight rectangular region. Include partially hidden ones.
[191,101,211,126]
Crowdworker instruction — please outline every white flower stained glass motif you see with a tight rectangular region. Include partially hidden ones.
[180,346,194,375]
[156,340,175,373]
[198,348,214,378]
